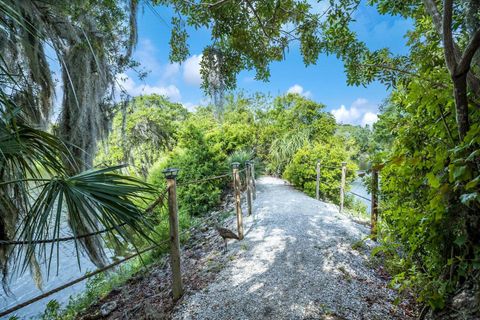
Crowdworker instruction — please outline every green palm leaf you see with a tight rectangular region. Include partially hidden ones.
[16,165,157,280]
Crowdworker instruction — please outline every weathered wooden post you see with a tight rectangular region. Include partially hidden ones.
[231,162,244,239]
[340,162,347,213]
[245,161,253,216]
[251,161,257,199]
[371,168,379,240]
[163,168,183,300]
[315,159,321,200]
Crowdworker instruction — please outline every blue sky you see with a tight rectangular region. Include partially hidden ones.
[118,1,412,127]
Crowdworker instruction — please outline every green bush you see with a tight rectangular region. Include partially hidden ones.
[283,140,357,203]
[148,121,229,217]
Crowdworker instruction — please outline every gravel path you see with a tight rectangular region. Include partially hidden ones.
[174,176,414,320]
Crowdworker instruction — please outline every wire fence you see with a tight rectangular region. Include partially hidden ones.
[0,162,255,318]
[313,160,380,238]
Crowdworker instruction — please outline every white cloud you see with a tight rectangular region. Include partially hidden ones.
[330,98,378,127]
[164,63,180,80]
[286,84,312,97]
[183,102,199,111]
[183,54,202,86]
[140,84,181,101]
[361,112,378,127]
[331,104,361,124]
[116,73,181,102]
[351,98,369,109]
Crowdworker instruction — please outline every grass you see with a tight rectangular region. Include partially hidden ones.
[351,238,367,251]
[338,266,352,283]
[29,249,163,320]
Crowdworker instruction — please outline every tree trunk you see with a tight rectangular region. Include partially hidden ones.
[452,73,470,140]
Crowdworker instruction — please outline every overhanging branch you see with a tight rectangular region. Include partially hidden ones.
[458,28,480,75]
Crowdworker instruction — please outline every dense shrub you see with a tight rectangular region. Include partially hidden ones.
[283,140,357,203]
[148,121,229,217]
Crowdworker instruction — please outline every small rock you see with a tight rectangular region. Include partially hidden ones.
[452,287,477,311]
[100,301,117,316]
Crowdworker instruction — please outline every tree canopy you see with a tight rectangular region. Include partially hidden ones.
[1,0,480,317]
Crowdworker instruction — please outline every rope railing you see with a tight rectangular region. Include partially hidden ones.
[0,238,170,318]
[321,165,342,170]
[1,161,257,317]
[313,160,379,238]
[0,188,170,246]
[0,202,226,318]
[177,172,231,187]
[346,191,371,202]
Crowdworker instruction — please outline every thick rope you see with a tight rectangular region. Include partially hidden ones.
[0,188,169,246]
[177,172,231,187]
[0,238,169,318]
[347,191,371,202]
[1,167,254,317]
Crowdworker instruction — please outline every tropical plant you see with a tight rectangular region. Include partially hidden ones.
[0,102,157,289]
[0,0,157,290]
[148,120,229,217]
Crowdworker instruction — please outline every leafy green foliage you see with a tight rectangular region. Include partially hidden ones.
[96,95,188,178]
[335,124,372,168]
[370,67,480,309]
[283,141,357,203]
[257,94,336,174]
[148,120,229,217]
[160,0,321,91]
[0,98,158,290]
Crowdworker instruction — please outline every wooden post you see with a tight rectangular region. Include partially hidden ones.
[232,162,244,239]
[251,161,256,199]
[340,162,347,213]
[245,161,253,216]
[371,168,379,240]
[315,160,321,200]
[162,168,183,300]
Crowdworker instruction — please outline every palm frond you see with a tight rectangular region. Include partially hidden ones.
[269,127,312,174]
[16,165,157,283]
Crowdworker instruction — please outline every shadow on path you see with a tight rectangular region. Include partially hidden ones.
[174,176,413,320]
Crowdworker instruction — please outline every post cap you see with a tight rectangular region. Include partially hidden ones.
[231,162,240,169]
[162,168,180,179]
[341,161,347,166]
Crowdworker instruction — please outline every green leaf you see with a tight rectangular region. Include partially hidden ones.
[453,165,467,180]
[465,176,479,190]
[466,149,480,162]
[460,192,479,205]
[454,234,467,247]
[16,166,157,278]
[426,172,440,188]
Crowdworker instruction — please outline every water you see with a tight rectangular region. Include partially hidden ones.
[0,241,97,319]
[349,176,371,214]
